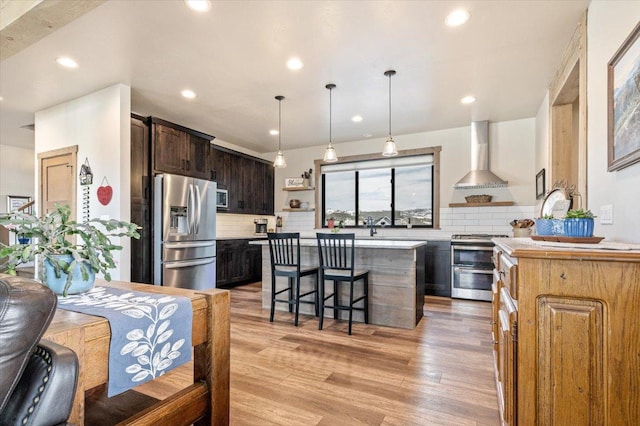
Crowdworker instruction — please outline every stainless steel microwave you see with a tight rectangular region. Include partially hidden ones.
[216,188,228,209]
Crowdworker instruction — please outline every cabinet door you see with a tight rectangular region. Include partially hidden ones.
[154,124,186,175]
[498,287,517,426]
[240,157,255,212]
[186,134,211,180]
[263,163,274,214]
[253,161,266,214]
[131,116,149,204]
[228,240,247,282]
[216,244,230,286]
[130,203,151,283]
[246,244,262,282]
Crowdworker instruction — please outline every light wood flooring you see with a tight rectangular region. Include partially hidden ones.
[141,282,500,425]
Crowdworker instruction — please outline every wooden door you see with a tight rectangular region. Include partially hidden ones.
[154,124,185,175]
[38,146,77,217]
[186,134,210,180]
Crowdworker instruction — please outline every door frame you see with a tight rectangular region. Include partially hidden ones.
[37,145,78,218]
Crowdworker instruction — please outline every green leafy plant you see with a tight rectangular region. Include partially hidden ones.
[541,214,554,219]
[0,204,140,295]
[565,208,596,219]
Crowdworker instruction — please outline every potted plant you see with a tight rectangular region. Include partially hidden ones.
[563,208,596,237]
[301,168,313,188]
[535,214,555,236]
[0,204,140,296]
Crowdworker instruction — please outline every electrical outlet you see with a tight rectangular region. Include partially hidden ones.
[600,204,613,225]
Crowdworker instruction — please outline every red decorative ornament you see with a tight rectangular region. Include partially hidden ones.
[97,177,113,205]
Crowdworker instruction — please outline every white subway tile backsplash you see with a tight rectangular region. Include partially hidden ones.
[467,213,494,220]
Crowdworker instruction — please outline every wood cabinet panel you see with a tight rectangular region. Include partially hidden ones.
[216,239,262,287]
[186,134,211,180]
[130,115,151,283]
[154,124,186,175]
[537,296,604,425]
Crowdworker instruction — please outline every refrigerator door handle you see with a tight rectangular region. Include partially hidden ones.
[187,183,195,234]
[164,258,215,269]
[195,184,202,234]
[164,241,216,250]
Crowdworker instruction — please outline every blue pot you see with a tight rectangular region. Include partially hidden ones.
[43,255,95,296]
[535,219,554,236]
[563,218,594,237]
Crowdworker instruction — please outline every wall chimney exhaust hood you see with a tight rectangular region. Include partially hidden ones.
[454,121,508,189]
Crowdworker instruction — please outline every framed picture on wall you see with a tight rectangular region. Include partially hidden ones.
[7,195,33,214]
[608,21,640,172]
[535,169,546,200]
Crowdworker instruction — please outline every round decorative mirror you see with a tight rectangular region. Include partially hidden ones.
[540,188,570,218]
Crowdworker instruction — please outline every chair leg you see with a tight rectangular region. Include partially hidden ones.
[348,280,354,335]
[313,273,319,317]
[288,277,294,313]
[333,280,339,320]
[364,274,369,324]
[318,276,325,330]
[270,274,276,322]
[294,275,301,326]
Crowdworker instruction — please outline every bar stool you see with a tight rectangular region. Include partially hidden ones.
[316,233,369,335]
[267,232,319,326]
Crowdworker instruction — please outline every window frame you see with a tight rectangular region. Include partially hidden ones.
[314,146,441,229]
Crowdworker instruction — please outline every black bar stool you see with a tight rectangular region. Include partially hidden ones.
[267,232,319,326]
[316,233,369,335]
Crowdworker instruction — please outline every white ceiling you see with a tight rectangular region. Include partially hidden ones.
[0,0,590,153]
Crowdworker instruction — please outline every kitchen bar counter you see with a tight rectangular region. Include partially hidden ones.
[252,238,426,329]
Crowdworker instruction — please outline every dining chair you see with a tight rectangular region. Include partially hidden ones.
[316,233,369,335]
[267,232,319,326]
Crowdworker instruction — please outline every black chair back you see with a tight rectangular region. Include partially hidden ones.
[268,232,302,271]
[316,233,356,277]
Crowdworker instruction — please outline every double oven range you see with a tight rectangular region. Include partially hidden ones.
[450,234,507,301]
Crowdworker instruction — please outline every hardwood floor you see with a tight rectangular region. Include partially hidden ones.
[141,282,500,425]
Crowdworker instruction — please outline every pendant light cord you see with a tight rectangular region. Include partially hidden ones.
[278,98,282,151]
[388,72,392,137]
[329,86,333,144]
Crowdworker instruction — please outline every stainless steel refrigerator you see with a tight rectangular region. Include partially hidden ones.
[153,174,217,290]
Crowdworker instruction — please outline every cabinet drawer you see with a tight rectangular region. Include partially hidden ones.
[499,253,518,300]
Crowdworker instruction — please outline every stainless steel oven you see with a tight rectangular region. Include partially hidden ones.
[451,234,507,301]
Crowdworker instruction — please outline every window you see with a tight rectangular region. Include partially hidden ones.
[319,148,440,228]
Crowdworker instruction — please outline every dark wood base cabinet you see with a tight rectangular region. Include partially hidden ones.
[491,239,640,425]
[216,239,262,288]
[424,240,451,297]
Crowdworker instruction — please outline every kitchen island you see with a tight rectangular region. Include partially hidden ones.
[252,238,426,329]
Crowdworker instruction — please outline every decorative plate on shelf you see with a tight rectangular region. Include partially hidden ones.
[531,235,604,243]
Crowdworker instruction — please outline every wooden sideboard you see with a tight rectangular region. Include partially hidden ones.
[492,238,640,425]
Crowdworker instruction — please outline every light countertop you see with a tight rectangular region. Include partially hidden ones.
[250,238,426,249]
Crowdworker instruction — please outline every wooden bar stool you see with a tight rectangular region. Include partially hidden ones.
[267,232,319,326]
[316,233,369,335]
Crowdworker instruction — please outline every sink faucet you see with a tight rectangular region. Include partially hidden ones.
[366,216,377,237]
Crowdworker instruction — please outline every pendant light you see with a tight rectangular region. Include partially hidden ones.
[323,83,338,163]
[273,95,287,168]
[382,69,398,157]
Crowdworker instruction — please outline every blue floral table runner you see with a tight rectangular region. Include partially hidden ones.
[57,286,192,397]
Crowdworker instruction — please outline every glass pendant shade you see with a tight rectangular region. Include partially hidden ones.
[383,70,398,157]
[273,95,286,168]
[323,83,338,162]
[323,143,338,162]
[382,136,398,157]
[273,150,287,168]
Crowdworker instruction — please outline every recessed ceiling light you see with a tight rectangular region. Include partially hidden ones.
[0,96,3,101]
[363,133,373,138]
[286,57,304,71]
[181,89,197,99]
[445,9,470,27]
[56,56,78,69]
[351,115,363,123]
[184,0,211,12]
[461,95,476,104]
[269,129,279,135]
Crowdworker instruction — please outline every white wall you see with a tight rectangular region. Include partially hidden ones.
[34,84,132,279]
[265,118,537,238]
[0,144,35,213]
[587,1,640,243]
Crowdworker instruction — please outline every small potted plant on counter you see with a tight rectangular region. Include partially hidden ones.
[563,208,596,237]
[301,168,313,188]
[0,204,140,296]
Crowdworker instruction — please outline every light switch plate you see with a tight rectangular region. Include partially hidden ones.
[600,204,613,225]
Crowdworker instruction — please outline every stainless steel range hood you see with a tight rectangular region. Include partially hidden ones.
[453,121,508,189]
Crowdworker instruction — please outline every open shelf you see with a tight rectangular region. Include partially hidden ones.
[449,201,514,208]
[283,207,315,212]
[283,186,314,191]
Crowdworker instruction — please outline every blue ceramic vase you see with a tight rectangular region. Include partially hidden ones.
[42,254,95,295]
[563,218,594,237]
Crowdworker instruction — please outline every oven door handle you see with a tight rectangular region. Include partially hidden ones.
[452,266,493,275]
[451,245,494,251]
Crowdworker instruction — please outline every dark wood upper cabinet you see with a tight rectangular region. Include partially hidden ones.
[151,117,215,180]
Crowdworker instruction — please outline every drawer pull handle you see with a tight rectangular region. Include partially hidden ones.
[560,272,567,280]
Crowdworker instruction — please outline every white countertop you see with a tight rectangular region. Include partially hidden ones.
[251,238,426,249]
